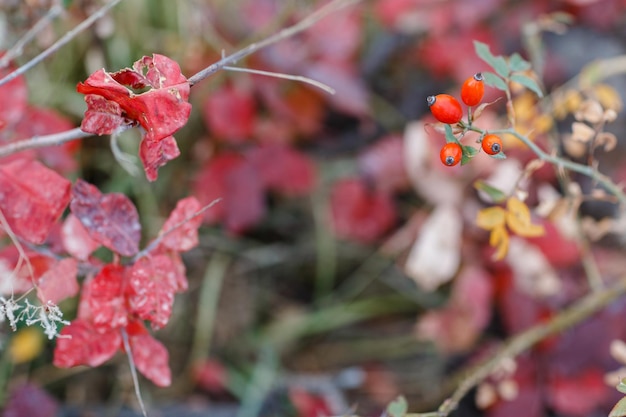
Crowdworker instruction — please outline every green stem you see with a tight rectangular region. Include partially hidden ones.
[467,126,626,207]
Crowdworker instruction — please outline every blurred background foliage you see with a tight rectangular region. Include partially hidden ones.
[3,0,626,416]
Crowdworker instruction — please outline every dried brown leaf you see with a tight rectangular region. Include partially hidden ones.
[596,131,618,152]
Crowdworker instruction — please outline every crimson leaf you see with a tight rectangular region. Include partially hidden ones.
[127,321,172,387]
[53,319,121,368]
[36,258,79,305]
[87,264,129,331]
[70,179,141,257]
[0,158,71,244]
[126,255,179,329]
[158,196,202,252]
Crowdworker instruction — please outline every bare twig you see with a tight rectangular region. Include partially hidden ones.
[0,128,92,159]
[0,4,65,69]
[0,0,124,87]
[223,65,336,95]
[187,0,362,86]
[131,198,222,262]
[468,126,626,208]
[121,328,148,417]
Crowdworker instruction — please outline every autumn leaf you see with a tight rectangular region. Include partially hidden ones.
[506,197,545,237]
[490,225,510,261]
[139,135,181,182]
[77,54,191,143]
[36,258,79,305]
[87,264,129,331]
[53,319,121,368]
[126,255,179,329]
[61,214,100,261]
[158,196,203,252]
[0,61,28,128]
[70,179,141,257]
[248,145,316,196]
[476,206,506,230]
[0,158,71,244]
[329,178,396,244]
[203,83,256,143]
[126,321,171,387]
[478,197,544,259]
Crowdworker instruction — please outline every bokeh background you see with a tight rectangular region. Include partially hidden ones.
[3,0,626,416]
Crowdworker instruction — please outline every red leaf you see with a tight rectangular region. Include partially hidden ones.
[0,158,71,244]
[223,160,266,233]
[77,54,191,142]
[374,0,418,29]
[289,388,333,417]
[358,134,409,193]
[70,179,141,257]
[61,214,100,260]
[87,264,129,330]
[306,6,361,60]
[36,258,78,305]
[546,368,609,417]
[193,152,266,233]
[80,94,126,135]
[193,359,228,393]
[126,255,178,329]
[526,221,581,268]
[53,319,121,367]
[249,145,316,196]
[159,196,202,252]
[139,135,181,182]
[416,266,493,353]
[329,178,396,243]
[12,106,79,174]
[193,152,246,224]
[0,61,28,128]
[162,250,188,292]
[4,383,58,417]
[203,83,256,143]
[127,321,171,387]
[0,247,41,295]
[132,54,189,89]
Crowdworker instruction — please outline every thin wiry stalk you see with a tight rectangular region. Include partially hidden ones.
[0,0,124,87]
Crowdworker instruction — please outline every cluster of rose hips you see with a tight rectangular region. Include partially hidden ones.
[427,73,503,167]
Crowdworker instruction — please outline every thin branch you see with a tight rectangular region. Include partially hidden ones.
[0,128,92,159]
[0,0,124,87]
[223,65,336,95]
[131,198,222,262]
[0,4,65,69]
[434,275,626,417]
[121,327,148,417]
[187,0,362,86]
[468,126,626,208]
[503,128,626,207]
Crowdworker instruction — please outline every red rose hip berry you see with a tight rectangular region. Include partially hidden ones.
[461,73,485,106]
[482,134,503,155]
[440,142,463,166]
[427,94,463,124]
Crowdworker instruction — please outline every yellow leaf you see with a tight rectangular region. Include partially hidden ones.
[9,327,44,364]
[593,83,623,112]
[476,206,506,231]
[506,197,545,237]
[490,225,509,261]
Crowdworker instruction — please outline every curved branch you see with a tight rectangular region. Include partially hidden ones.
[0,128,92,159]
[0,0,124,87]
[467,126,626,208]
[187,0,362,86]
